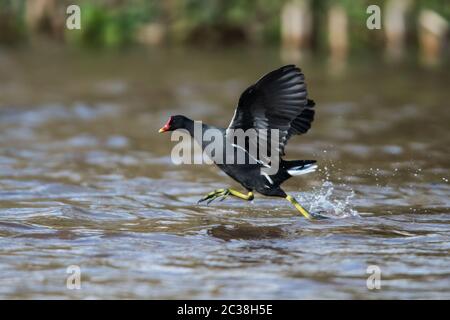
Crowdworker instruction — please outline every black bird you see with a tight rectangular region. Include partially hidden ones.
[159,65,321,219]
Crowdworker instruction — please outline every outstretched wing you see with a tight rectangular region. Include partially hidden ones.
[285,99,315,145]
[226,65,314,157]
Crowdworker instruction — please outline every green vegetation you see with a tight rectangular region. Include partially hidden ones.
[65,2,157,48]
[0,0,448,50]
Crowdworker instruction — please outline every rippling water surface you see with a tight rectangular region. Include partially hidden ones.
[0,48,449,299]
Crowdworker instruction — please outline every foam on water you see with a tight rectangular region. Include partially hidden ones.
[307,181,359,218]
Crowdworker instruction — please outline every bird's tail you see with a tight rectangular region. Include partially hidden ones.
[284,160,317,176]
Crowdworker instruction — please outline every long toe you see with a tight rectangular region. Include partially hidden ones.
[198,195,209,204]
[218,190,230,202]
[310,212,330,220]
[198,189,229,205]
[198,191,216,204]
[206,190,225,204]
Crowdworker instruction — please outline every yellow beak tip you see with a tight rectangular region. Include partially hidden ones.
[158,128,164,133]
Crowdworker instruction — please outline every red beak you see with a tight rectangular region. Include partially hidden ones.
[158,117,172,133]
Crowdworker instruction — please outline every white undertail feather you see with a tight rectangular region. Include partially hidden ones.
[287,164,318,176]
[262,172,274,185]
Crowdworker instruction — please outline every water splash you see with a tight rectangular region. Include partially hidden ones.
[307,181,359,218]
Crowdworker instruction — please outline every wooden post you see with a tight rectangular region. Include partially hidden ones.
[25,0,64,40]
[384,0,412,60]
[136,23,166,46]
[418,9,448,66]
[328,5,348,74]
[280,0,312,62]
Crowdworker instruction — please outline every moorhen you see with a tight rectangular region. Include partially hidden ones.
[159,65,322,219]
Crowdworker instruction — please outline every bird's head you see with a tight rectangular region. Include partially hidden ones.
[158,115,189,133]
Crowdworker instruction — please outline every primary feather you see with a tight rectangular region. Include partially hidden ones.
[226,65,315,158]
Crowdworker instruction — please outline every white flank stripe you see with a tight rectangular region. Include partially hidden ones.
[262,172,274,184]
[288,164,318,176]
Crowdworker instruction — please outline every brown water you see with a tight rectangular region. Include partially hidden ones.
[0,47,449,299]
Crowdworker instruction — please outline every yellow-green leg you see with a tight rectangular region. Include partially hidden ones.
[229,189,254,200]
[198,188,254,204]
[286,195,328,220]
[286,195,313,220]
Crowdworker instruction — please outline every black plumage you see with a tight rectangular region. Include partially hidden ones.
[159,65,320,218]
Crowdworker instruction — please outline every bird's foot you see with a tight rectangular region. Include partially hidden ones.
[198,188,230,205]
[286,195,330,220]
[309,211,330,220]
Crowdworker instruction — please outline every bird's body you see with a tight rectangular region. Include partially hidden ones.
[180,118,317,197]
[159,65,323,219]
[218,159,317,198]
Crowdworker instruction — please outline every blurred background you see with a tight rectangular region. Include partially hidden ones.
[1,0,448,63]
[0,0,449,299]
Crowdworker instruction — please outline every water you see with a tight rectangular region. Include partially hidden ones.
[0,47,449,299]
